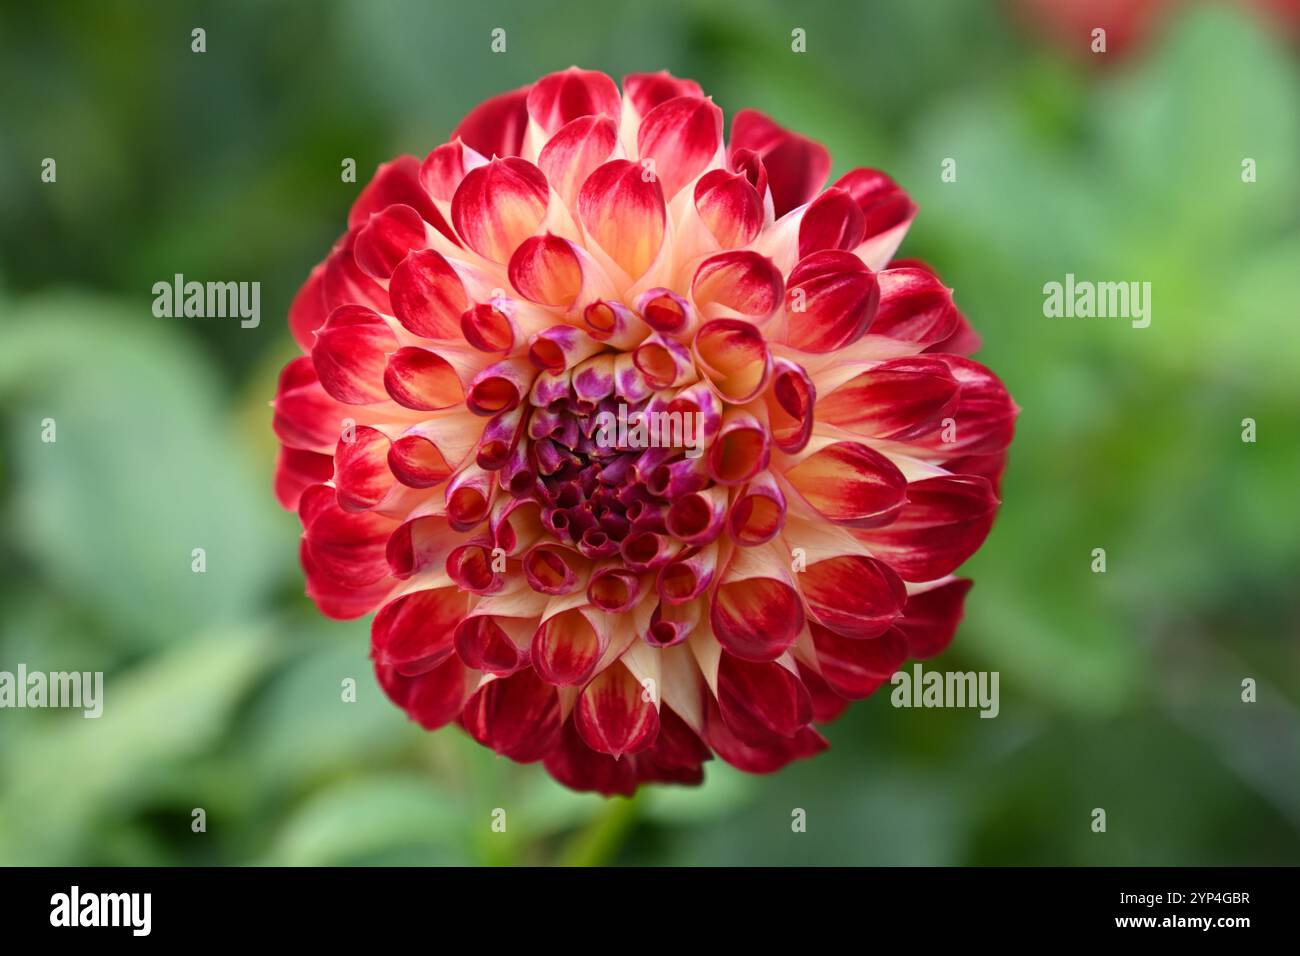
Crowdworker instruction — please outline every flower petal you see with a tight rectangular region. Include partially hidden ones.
[509,234,585,308]
[467,357,535,415]
[371,587,469,676]
[300,539,393,620]
[765,357,816,453]
[666,488,729,548]
[323,230,391,315]
[637,95,723,199]
[453,86,530,158]
[445,463,496,531]
[445,538,507,594]
[354,203,428,280]
[693,169,763,248]
[527,68,621,138]
[538,115,619,209]
[578,159,666,281]
[385,514,460,579]
[809,621,906,698]
[710,545,804,661]
[583,299,642,347]
[798,663,851,723]
[728,472,787,546]
[797,186,865,258]
[383,346,466,411]
[895,259,982,355]
[299,484,398,614]
[587,567,644,612]
[834,168,917,268]
[716,652,812,745]
[704,697,827,773]
[576,661,660,758]
[455,614,532,677]
[691,250,784,323]
[333,425,394,511]
[274,446,334,510]
[376,655,470,731]
[420,139,485,203]
[348,155,452,242]
[637,706,710,783]
[623,71,703,116]
[783,440,907,528]
[462,667,562,763]
[387,433,453,488]
[658,544,719,606]
[544,718,640,795]
[633,333,694,390]
[310,305,398,405]
[288,265,328,351]
[532,607,606,686]
[476,405,525,471]
[522,543,587,595]
[461,302,516,353]
[693,318,772,404]
[389,249,470,340]
[273,357,350,453]
[707,409,771,486]
[904,356,1018,457]
[852,475,999,581]
[784,250,879,353]
[636,287,692,334]
[451,157,550,263]
[799,554,907,639]
[870,266,959,347]
[728,109,830,217]
[895,578,973,659]
[816,356,960,440]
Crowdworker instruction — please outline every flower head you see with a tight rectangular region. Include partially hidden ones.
[273,68,1017,794]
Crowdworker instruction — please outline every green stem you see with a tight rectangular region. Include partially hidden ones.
[557,791,643,867]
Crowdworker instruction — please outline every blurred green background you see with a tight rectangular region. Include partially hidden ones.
[1,0,1297,866]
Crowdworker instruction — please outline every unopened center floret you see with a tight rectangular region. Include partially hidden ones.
[519,383,678,557]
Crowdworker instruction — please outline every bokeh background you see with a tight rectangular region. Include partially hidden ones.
[1,0,1297,866]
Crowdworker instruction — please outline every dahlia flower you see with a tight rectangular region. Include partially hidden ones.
[273,68,1016,795]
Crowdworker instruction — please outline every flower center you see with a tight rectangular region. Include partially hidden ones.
[517,383,674,559]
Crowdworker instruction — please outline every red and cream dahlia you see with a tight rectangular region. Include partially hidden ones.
[273,69,1016,795]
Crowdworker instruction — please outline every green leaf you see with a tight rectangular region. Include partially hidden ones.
[0,293,284,650]
[244,637,419,786]
[0,627,268,864]
[265,774,469,866]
